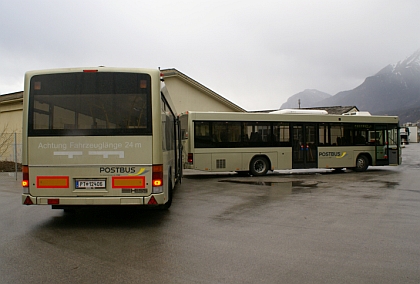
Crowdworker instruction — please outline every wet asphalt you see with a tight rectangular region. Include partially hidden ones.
[1,144,419,283]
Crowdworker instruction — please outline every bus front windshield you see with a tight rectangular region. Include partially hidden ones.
[28,72,152,136]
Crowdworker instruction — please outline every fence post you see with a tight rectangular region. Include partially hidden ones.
[14,132,17,180]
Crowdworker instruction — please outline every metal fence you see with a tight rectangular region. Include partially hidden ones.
[0,132,22,179]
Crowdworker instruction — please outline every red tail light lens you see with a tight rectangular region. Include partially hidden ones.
[152,164,163,187]
[22,165,29,187]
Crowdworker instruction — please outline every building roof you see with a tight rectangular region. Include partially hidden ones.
[0,70,247,112]
[249,106,359,115]
[301,106,359,115]
[0,80,357,116]
[161,68,246,112]
[0,91,23,104]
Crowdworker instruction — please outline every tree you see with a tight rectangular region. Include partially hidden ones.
[0,124,15,160]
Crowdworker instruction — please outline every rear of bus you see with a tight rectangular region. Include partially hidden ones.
[22,67,171,209]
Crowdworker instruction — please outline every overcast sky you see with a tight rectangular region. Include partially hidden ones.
[1,0,419,110]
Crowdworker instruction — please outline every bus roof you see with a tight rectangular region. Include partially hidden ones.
[181,111,399,124]
[24,66,160,77]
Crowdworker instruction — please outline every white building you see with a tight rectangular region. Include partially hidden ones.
[401,123,419,144]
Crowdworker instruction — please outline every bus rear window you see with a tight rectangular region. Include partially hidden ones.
[28,72,152,136]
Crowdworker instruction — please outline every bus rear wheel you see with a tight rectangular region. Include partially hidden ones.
[354,155,369,172]
[250,156,269,176]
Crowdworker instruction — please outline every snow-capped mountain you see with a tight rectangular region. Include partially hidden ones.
[289,49,420,123]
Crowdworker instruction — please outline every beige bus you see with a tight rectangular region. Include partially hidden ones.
[22,67,181,210]
[180,110,401,175]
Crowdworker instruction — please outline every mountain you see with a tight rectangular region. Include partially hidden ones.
[280,89,331,109]
[286,49,420,124]
[379,105,420,124]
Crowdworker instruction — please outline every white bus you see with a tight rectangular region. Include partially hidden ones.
[180,111,401,175]
[22,67,181,210]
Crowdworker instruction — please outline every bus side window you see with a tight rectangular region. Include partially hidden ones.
[273,122,290,147]
[354,131,366,145]
[194,121,212,148]
[318,124,329,146]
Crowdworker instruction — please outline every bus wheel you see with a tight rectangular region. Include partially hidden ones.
[250,156,269,176]
[354,155,369,172]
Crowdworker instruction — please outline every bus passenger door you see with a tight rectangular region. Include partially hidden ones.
[292,123,317,169]
[374,125,389,166]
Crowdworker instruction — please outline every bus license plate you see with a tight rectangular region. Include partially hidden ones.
[75,179,106,189]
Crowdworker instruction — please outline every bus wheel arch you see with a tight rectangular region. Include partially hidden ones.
[354,154,370,172]
[249,155,270,176]
[162,169,173,209]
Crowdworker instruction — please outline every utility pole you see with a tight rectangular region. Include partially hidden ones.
[298,99,301,109]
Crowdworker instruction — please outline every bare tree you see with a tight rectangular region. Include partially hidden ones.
[0,124,15,160]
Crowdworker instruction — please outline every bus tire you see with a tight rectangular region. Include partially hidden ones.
[250,156,269,176]
[354,155,369,172]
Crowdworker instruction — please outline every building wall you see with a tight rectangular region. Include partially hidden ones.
[0,98,23,162]
[408,126,419,143]
[163,77,241,113]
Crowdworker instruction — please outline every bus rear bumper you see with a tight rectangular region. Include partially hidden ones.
[22,193,165,206]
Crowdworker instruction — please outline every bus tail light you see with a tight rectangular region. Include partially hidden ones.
[188,153,193,163]
[152,164,163,194]
[22,165,29,188]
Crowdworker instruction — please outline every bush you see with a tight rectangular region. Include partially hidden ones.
[0,161,22,172]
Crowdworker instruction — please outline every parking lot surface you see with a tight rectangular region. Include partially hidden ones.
[0,144,419,283]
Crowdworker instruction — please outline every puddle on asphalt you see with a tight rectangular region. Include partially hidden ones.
[218,179,318,194]
[381,181,399,188]
[219,180,317,187]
